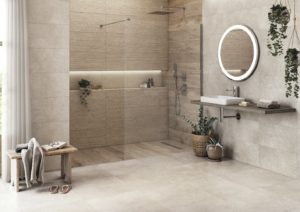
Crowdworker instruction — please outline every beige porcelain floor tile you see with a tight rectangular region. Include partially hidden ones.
[2,140,300,212]
[87,190,170,212]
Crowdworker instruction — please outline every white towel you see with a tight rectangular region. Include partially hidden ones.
[21,138,45,188]
[258,99,278,105]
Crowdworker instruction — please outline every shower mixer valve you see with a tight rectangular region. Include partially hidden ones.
[180,84,188,96]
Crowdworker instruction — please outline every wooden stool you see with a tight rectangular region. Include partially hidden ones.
[7,145,78,192]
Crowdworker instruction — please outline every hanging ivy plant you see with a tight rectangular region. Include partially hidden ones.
[284,48,299,98]
[78,79,91,105]
[267,4,290,56]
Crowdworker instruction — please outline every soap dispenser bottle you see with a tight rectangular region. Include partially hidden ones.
[147,78,151,88]
[150,78,154,87]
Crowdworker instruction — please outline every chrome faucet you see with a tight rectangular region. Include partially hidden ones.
[226,86,240,97]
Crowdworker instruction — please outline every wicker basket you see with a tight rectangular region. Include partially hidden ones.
[192,135,209,157]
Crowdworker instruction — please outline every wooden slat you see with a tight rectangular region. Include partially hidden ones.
[7,145,78,159]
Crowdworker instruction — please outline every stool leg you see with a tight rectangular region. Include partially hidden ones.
[63,154,72,184]
[12,159,20,192]
[61,154,65,178]
[11,160,14,187]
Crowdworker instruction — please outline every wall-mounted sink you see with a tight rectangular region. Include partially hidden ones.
[200,96,245,106]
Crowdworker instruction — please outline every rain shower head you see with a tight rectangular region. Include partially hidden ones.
[148,6,185,15]
[148,10,175,15]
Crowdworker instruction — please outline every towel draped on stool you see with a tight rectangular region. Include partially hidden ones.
[21,138,45,188]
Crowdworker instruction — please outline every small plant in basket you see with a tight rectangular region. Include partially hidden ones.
[183,106,217,157]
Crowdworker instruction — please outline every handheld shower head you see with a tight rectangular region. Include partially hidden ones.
[173,63,178,79]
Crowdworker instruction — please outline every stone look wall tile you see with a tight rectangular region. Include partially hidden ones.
[259,146,298,178]
[29,49,69,74]
[70,32,106,52]
[70,0,168,71]
[203,0,300,177]
[27,0,69,24]
[70,0,106,14]
[70,88,168,149]
[27,0,70,171]
[28,24,69,49]
[168,0,202,143]
[30,73,69,99]
[31,98,69,124]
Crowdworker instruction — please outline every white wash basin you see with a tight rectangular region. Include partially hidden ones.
[200,96,245,105]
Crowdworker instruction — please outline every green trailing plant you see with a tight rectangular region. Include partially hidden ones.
[285,48,299,98]
[79,79,91,88]
[267,4,290,56]
[183,106,217,136]
[284,0,300,98]
[78,79,92,105]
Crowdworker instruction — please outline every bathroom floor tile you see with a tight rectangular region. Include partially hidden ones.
[1,140,300,212]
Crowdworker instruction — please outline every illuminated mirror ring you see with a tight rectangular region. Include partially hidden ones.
[218,25,259,81]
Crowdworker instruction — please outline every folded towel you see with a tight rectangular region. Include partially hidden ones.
[15,143,28,153]
[257,99,280,109]
[257,102,280,109]
[21,138,45,188]
[42,141,67,152]
[258,99,278,105]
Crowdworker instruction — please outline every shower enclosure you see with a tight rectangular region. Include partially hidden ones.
[69,0,176,166]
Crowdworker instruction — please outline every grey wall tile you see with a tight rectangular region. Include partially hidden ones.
[203,0,300,177]
[27,0,69,24]
[28,0,70,170]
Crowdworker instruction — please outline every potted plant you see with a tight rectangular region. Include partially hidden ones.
[267,3,290,56]
[183,106,217,157]
[207,137,223,161]
[78,79,91,105]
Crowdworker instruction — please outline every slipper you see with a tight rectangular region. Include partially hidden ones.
[59,184,72,194]
[49,185,59,194]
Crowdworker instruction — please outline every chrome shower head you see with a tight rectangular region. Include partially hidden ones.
[148,6,184,15]
[148,10,175,15]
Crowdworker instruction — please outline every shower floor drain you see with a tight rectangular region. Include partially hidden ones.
[160,142,182,150]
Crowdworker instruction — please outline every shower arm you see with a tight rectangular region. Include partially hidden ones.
[99,18,131,28]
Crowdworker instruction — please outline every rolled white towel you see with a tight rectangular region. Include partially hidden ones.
[258,99,278,105]
[257,99,280,109]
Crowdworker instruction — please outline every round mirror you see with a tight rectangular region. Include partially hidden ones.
[218,25,259,81]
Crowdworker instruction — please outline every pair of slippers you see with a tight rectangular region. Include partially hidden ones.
[49,185,72,194]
